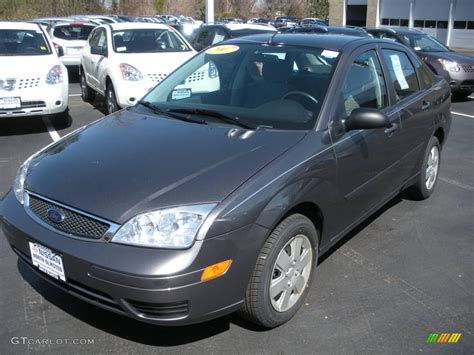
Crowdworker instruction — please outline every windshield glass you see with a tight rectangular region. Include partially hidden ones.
[141,43,340,130]
[53,24,95,41]
[0,29,51,56]
[112,29,191,53]
[403,33,448,52]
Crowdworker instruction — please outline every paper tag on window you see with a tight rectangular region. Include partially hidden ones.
[390,54,409,90]
[321,50,339,58]
[116,46,126,52]
[172,88,191,100]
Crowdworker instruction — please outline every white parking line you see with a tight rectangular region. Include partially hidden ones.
[451,111,474,118]
[68,94,81,97]
[42,117,61,142]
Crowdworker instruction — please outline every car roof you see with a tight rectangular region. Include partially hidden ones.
[0,21,44,30]
[225,33,379,51]
[367,27,423,35]
[107,22,170,31]
[225,24,277,31]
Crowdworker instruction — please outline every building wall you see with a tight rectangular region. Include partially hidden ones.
[329,0,345,26]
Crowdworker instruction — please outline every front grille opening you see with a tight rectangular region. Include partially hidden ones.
[127,299,189,319]
[28,195,110,239]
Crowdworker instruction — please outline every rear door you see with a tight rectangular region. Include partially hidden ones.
[379,45,435,184]
[328,46,401,234]
[88,28,108,91]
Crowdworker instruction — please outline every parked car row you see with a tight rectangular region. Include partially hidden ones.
[2,17,473,124]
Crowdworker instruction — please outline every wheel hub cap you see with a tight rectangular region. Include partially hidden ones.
[270,234,313,312]
[425,146,439,190]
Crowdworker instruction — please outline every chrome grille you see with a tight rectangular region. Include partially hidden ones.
[461,65,474,73]
[27,194,110,239]
[147,73,168,82]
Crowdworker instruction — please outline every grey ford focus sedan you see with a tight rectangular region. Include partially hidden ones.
[0,34,451,328]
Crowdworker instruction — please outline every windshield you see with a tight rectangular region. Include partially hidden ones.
[403,33,448,52]
[112,29,191,53]
[0,29,51,56]
[141,43,339,130]
[53,24,95,41]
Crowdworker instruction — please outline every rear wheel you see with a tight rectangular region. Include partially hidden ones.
[105,83,119,114]
[80,71,94,103]
[408,136,441,200]
[239,214,318,328]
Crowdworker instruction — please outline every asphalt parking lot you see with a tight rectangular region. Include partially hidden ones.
[0,76,473,354]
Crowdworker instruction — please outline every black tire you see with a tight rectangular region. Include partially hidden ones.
[452,90,472,100]
[105,83,119,114]
[239,214,318,328]
[80,71,94,103]
[408,136,441,200]
[51,108,71,129]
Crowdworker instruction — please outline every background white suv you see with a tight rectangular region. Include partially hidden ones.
[0,22,69,123]
[79,23,196,114]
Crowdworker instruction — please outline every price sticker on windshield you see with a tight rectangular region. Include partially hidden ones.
[206,45,240,55]
[172,88,192,100]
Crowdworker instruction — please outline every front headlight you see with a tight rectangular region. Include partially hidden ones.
[45,65,63,84]
[119,63,143,81]
[13,155,36,204]
[437,59,461,72]
[112,204,216,249]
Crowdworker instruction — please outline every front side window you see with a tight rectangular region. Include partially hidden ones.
[339,50,388,117]
[382,49,420,101]
[112,29,191,53]
[0,29,51,56]
[142,43,340,130]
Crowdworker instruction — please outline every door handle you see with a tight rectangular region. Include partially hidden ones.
[384,123,398,137]
[421,100,431,110]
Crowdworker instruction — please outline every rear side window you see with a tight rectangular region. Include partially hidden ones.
[382,49,420,101]
[339,50,388,117]
[53,24,95,41]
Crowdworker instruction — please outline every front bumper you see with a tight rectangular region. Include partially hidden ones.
[447,69,474,92]
[114,80,156,108]
[0,81,68,118]
[0,191,268,325]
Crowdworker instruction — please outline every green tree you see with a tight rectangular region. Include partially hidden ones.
[307,0,329,19]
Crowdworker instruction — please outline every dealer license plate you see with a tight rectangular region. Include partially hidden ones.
[29,242,66,282]
[0,97,21,109]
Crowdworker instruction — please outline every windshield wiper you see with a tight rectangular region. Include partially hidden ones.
[166,108,256,130]
[137,101,207,125]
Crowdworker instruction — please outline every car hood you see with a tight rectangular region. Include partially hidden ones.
[113,51,196,75]
[26,109,306,224]
[419,50,474,64]
[0,55,60,77]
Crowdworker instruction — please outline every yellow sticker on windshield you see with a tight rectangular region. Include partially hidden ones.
[206,45,240,55]
[40,46,47,51]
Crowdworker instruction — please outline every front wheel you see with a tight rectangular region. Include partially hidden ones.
[239,214,318,328]
[407,136,441,200]
[452,90,472,99]
[105,83,119,114]
[80,71,95,103]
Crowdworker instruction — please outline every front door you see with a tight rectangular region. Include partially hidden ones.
[329,47,401,235]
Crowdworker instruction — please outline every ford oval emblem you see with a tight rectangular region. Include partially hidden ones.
[47,208,65,223]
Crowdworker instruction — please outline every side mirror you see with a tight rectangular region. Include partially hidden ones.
[344,108,390,131]
[91,46,107,57]
[56,46,64,57]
